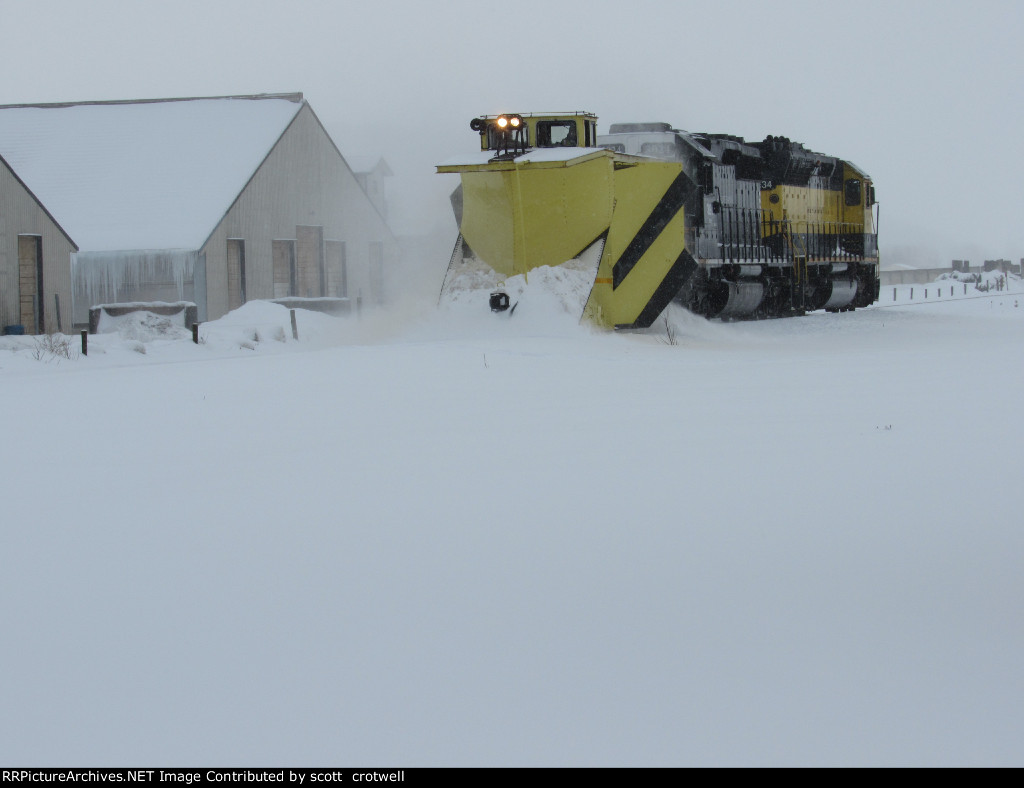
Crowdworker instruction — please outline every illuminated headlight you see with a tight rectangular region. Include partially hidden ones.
[495,114,523,130]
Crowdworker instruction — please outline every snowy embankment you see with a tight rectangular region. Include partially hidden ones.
[1,274,1022,766]
[881,268,1018,306]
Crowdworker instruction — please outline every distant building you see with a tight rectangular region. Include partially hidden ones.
[347,156,393,222]
[882,258,1020,285]
[0,93,399,329]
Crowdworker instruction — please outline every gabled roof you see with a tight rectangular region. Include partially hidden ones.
[0,151,78,250]
[0,93,305,252]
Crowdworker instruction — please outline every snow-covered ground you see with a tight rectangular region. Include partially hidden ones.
[2,275,1023,766]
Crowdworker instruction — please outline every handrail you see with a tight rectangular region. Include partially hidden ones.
[695,206,877,264]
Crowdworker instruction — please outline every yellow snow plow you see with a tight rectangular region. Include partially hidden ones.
[437,112,880,326]
[436,112,699,329]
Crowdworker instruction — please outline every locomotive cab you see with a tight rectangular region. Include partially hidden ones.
[471,112,599,158]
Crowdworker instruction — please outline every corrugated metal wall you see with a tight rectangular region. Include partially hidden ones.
[202,104,400,320]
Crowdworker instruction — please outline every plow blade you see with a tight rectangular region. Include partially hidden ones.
[437,148,700,329]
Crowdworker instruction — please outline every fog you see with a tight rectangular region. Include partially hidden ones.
[3,0,1022,268]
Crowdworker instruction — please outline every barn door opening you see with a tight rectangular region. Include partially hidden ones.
[273,239,296,298]
[227,239,247,310]
[326,240,347,297]
[18,235,43,334]
[296,225,325,298]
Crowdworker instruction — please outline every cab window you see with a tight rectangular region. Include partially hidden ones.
[845,178,862,206]
[487,125,529,150]
[536,121,577,147]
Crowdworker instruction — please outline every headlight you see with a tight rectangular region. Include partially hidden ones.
[495,114,523,131]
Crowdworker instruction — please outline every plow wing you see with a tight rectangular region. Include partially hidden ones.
[437,147,699,329]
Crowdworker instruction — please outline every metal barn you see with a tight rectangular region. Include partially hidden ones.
[0,93,399,329]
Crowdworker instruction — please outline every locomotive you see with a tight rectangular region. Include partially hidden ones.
[436,112,879,328]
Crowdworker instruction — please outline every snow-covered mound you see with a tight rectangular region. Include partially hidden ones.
[936,269,1019,293]
[442,261,596,322]
[438,241,604,337]
[95,309,193,342]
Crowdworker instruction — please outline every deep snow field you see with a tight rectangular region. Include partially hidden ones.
[2,275,1023,766]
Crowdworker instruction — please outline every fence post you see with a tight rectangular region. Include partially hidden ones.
[910,287,914,299]
[80,330,88,356]
[893,287,897,301]
[54,294,63,333]
[290,309,298,340]
[192,323,199,344]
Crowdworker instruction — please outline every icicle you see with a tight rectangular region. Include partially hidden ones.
[72,249,199,324]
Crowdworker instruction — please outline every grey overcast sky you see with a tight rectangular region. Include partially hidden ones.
[2,0,1021,267]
